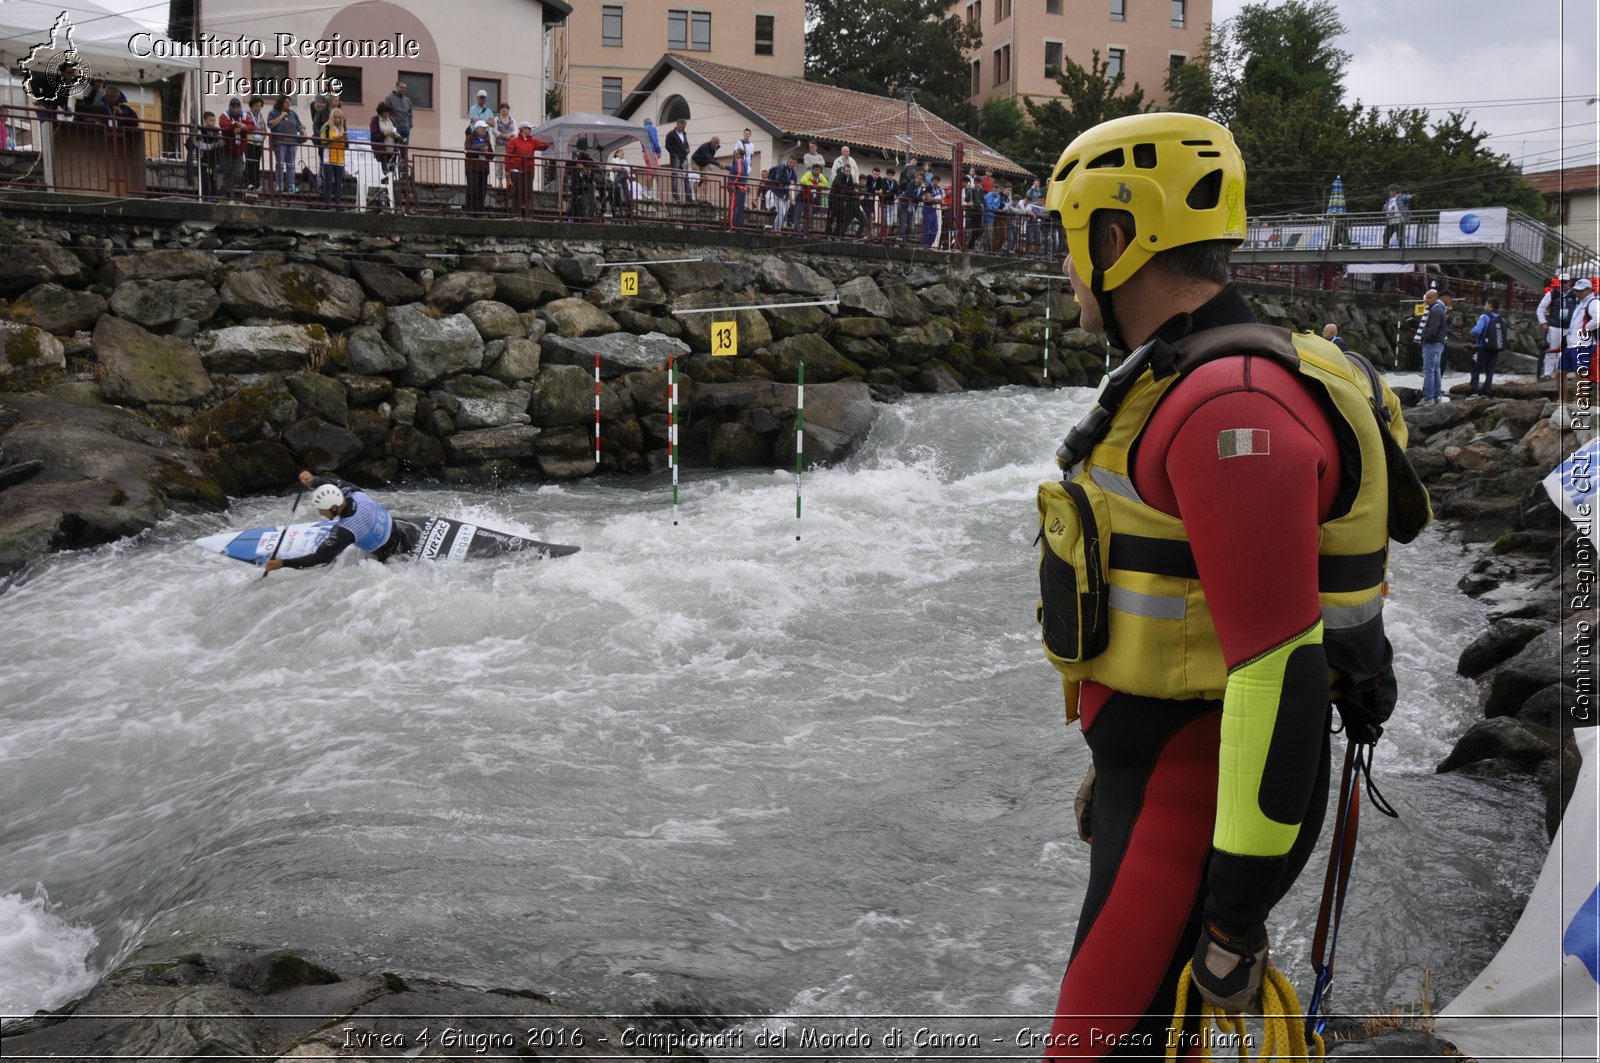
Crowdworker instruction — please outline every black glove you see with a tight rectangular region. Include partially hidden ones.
[1073,765,1095,844]
[1333,665,1397,745]
[1190,917,1269,1014]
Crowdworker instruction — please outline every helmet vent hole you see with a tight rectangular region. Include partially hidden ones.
[1087,148,1124,169]
[1186,169,1223,210]
[1181,139,1212,146]
[1197,150,1221,158]
[1132,143,1157,169]
[1053,159,1079,183]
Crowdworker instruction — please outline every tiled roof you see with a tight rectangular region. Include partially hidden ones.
[620,54,1033,179]
[1522,165,1600,199]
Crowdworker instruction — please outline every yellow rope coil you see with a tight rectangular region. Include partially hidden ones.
[1166,961,1326,1061]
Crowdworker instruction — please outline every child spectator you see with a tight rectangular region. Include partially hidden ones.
[190,110,221,201]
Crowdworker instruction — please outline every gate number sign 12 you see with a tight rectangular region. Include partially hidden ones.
[620,271,639,297]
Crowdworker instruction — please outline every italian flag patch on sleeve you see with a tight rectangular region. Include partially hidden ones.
[1217,428,1270,458]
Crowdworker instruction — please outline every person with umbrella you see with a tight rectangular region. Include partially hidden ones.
[1327,175,1350,248]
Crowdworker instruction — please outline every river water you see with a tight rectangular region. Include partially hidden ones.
[0,382,1544,1040]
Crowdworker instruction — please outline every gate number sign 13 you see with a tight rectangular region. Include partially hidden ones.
[712,321,739,357]
[620,271,639,297]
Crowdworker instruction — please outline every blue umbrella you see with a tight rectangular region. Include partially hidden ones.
[1327,175,1346,214]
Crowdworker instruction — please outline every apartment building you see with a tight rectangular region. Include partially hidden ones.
[956,0,1209,108]
[552,1,805,116]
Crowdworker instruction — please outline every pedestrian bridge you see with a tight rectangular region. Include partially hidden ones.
[1232,209,1594,290]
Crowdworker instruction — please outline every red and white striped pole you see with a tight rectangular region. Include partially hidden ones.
[795,361,804,542]
[669,354,679,526]
[593,352,602,465]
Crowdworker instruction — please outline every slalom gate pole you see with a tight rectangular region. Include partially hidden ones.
[1044,278,1052,381]
[593,353,602,465]
[795,361,804,541]
[669,354,679,526]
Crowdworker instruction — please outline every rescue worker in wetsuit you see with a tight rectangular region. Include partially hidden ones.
[1035,113,1423,1057]
[264,470,411,570]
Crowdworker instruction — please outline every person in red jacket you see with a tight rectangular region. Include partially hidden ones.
[504,121,551,217]
[217,96,254,198]
[1035,112,1415,1058]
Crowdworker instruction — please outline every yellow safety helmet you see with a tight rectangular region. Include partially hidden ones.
[1044,113,1247,293]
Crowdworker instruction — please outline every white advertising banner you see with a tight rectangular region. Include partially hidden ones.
[1438,206,1509,245]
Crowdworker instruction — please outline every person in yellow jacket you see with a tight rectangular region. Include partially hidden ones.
[797,162,829,237]
[319,108,347,207]
[1032,112,1427,1057]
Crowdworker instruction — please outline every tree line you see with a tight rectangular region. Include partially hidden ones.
[804,0,1548,220]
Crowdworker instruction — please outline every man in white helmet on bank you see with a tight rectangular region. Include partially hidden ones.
[264,469,412,570]
[1033,112,1427,1055]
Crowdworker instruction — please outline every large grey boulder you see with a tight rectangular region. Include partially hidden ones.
[1437,716,1559,777]
[345,325,406,375]
[106,249,212,286]
[9,283,107,334]
[1481,622,1592,718]
[485,337,541,383]
[768,333,861,383]
[431,375,531,429]
[837,276,891,318]
[349,260,423,304]
[187,380,299,444]
[530,364,624,427]
[0,241,86,295]
[494,267,569,310]
[596,266,669,312]
[220,264,364,328]
[539,297,621,338]
[282,418,363,470]
[551,254,606,287]
[463,300,524,341]
[427,271,496,312]
[384,304,485,386]
[0,393,224,575]
[109,278,220,328]
[92,316,211,406]
[533,426,597,478]
[0,321,66,381]
[651,259,729,294]
[672,291,772,353]
[775,380,876,467]
[757,257,835,298]
[444,425,542,463]
[540,331,690,376]
[286,371,349,426]
[195,324,329,373]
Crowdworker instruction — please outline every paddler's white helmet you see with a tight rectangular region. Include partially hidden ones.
[310,484,344,513]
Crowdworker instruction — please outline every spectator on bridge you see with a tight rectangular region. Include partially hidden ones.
[243,96,267,190]
[726,145,752,230]
[468,89,494,133]
[1382,184,1412,249]
[797,161,828,236]
[691,136,721,202]
[493,102,517,187]
[505,121,549,217]
[464,119,493,213]
[383,81,413,143]
[921,174,944,247]
[802,141,826,172]
[665,119,690,202]
[767,154,797,232]
[319,108,348,207]
[1321,323,1348,353]
[218,97,254,198]
[189,110,221,202]
[370,101,402,184]
[641,118,662,192]
[102,87,139,130]
[267,95,305,194]
[735,127,755,165]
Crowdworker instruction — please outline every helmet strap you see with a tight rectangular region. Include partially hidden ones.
[1091,267,1128,354]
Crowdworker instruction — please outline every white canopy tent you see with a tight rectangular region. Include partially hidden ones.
[0,0,197,85]
[527,112,651,159]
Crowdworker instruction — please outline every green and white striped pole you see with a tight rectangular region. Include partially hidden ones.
[795,361,804,542]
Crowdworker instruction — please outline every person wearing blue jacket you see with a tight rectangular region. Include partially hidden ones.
[1468,297,1507,398]
[982,186,1004,252]
[265,471,415,570]
[642,118,662,193]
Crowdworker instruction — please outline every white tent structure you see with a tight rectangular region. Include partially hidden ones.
[527,112,651,158]
[0,0,197,85]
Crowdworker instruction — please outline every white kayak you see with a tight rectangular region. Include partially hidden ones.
[194,514,580,566]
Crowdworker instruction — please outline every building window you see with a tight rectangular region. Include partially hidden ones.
[669,10,711,50]
[971,59,981,96]
[251,59,288,94]
[397,70,432,109]
[1044,41,1063,78]
[1169,53,1187,71]
[755,14,774,55]
[467,76,501,111]
[602,5,622,46]
[971,1,982,28]
[1111,0,1125,21]
[1172,0,1186,28]
[659,94,690,124]
[327,64,362,104]
[995,0,1011,22]
[601,77,623,115]
[1106,47,1124,80]
[1047,0,1062,12]
[993,44,1011,86]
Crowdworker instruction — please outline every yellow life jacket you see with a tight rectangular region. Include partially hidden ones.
[1036,324,1428,721]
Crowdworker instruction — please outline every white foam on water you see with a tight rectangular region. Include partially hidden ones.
[0,892,99,1017]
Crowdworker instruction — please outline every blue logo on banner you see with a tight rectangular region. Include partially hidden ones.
[1564,882,1600,983]
[1459,214,1481,235]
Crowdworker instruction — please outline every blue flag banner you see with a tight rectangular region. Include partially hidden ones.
[1543,436,1600,551]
